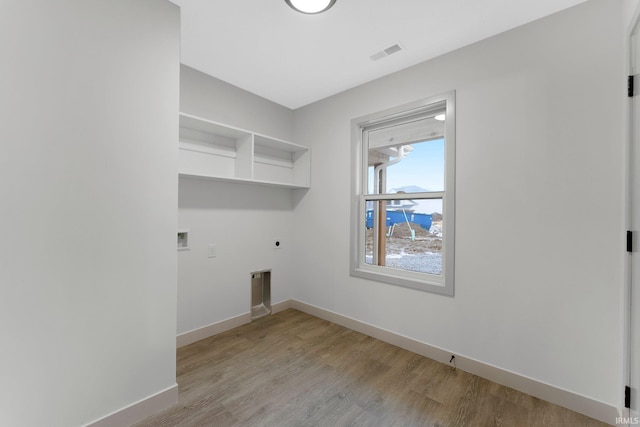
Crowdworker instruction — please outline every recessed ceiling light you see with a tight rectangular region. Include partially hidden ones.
[285,0,336,14]
[434,114,446,121]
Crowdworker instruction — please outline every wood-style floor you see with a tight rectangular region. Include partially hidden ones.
[135,309,608,427]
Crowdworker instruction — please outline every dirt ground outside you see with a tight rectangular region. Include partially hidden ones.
[365,221,443,274]
[366,221,442,254]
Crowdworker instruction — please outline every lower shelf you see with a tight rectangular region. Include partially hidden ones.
[179,173,309,189]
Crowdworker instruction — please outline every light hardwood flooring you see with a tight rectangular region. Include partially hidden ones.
[135,309,608,426]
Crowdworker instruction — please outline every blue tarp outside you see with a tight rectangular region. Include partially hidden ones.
[365,210,432,231]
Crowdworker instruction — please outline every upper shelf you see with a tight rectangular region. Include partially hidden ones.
[178,113,310,189]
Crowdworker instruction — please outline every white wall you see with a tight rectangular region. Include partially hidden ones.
[180,65,294,139]
[178,66,297,335]
[626,0,640,29]
[0,1,179,426]
[292,0,624,411]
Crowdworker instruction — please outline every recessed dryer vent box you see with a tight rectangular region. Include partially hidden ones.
[251,270,271,320]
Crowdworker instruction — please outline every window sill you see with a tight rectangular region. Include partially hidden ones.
[350,266,453,296]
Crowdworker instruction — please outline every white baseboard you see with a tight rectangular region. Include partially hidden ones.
[287,299,619,426]
[272,299,294,314]
[177,300,293,348]
[177,312,252,348]
[84,384,178,427]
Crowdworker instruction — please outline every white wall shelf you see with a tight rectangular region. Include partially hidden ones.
[179,113,310,189]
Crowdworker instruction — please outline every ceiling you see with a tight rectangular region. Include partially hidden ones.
[169,0,588,109]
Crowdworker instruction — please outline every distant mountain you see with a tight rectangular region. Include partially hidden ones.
[390,185,428,193]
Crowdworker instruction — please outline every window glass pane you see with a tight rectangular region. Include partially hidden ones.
[364,198,443,275]
[367,115,445,195]
[386,138,444,193]
[352,92,455,294]
[365,206,373,265]
[367,166,375,194]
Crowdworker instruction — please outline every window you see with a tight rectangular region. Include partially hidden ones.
[350,91,455,295]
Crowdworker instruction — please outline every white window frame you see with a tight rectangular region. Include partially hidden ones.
[350,91,456,295]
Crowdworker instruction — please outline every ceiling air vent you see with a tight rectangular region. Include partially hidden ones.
[370,43,404,61]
